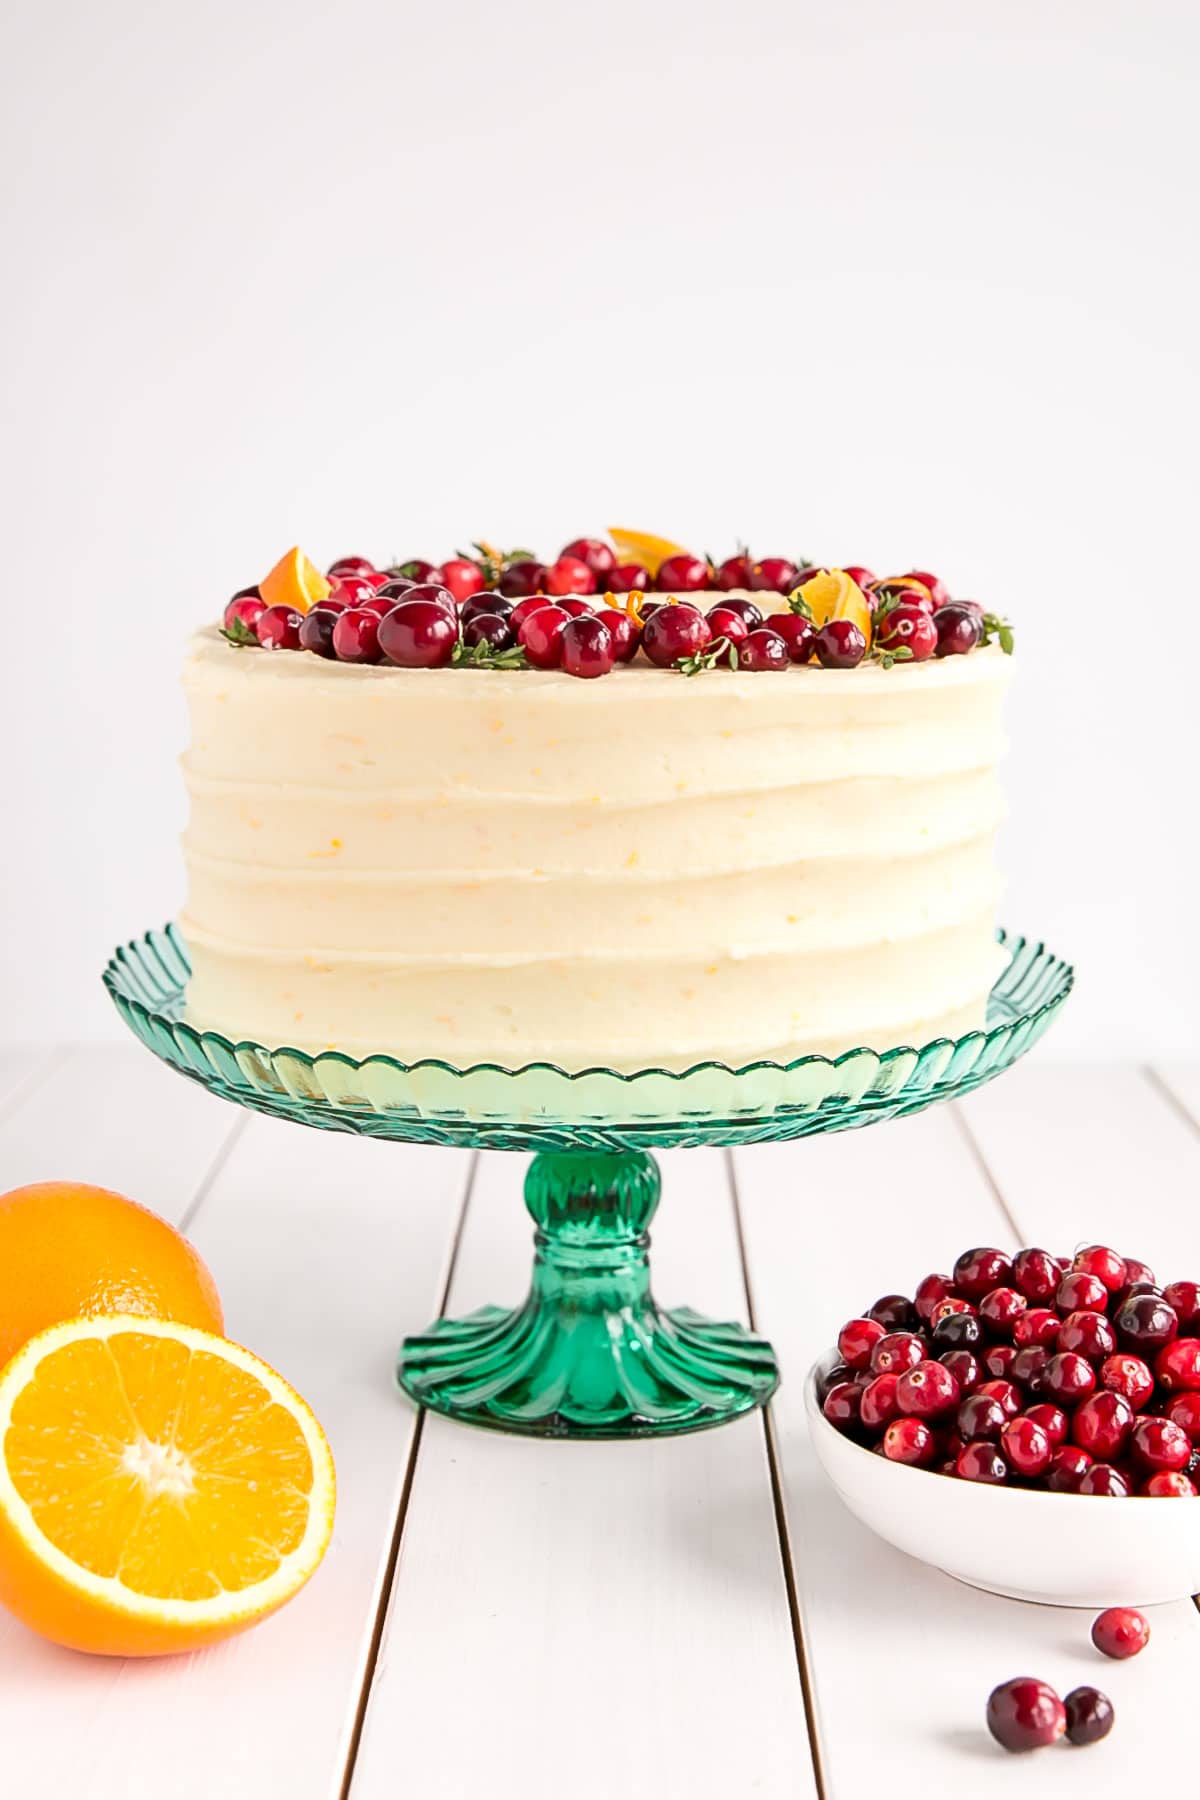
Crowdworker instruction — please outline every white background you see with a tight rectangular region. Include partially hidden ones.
[1,0,1196,1055]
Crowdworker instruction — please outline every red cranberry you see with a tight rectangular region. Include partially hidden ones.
[1155,1338,1200,1392]
[544,556,597,597]
[940,1349,982,1393]
[1001,1415,1053,1478]
[814,619,867,668]
[298,605,339,658]
[1064,1687,1114,1746]
[868,1294,917,1332]
[1164,1391,1200,1440]
[1077,1462,1131,1497]
[703,607,751,664]
[1072,1245,1128,1293]
[932,1297,974,1326]
[882,1417,936,1465]
[1047,1445,1093,1491]
[593,608,641,662]
[915,1273,956,1323]
[557,598,600,620]
[377,600,458,668]
[518,605,571,670]
[979,1287,1027,1339]
[1143,1470,1196,1495]
[977,1378,1021,1420]
[1024,1402,1068,1447]
[715,554,753,590]
[859,1372,901,1430]
[1013,1248,1062,1304]
[986,1677,1066,1753]
[984,1344,1019,1380]
[931,1311,982,1351]
[875,601,938,661]
[933,604,983,656]
[223,592,265,635]
[559,616,615,679]
[1014,1307,1061,1348]
[710,596,763,628]
[331,606,382,664]
[1130,1415,1191,1471]
[254,603,304,649]
[1058,1310,1116,1360]
[498,559,548,598]
[329,574,379,609]
[327,555,375,579]
[393,558,439,583]
[957,1392,1007,1440]
[1099,1353,1155,1408]
[374,578,415,602]
[1123,1258,1158,1288]
[606,562,651,592]
[822,1380,862,1430]
[838,1317,887,1371]
[1011,1346,1050,1393]
[436,557,486,604]
[749,556,799,592]
[842,564,876,589]
[1163,1280,1200,1334]
[956,1441,1008,1483]
[1073,1391,1134,1460]
[816,1362,853,1403]
[772,614,817,663]
[903,569,951,607]
[870,1331,927,1377]
[954,1247,1014,1302]
[508,595,554,635]
[362,591,404,617]
[896,1360,960,1419]
[462,613,515,653]
[642,604,710,667]
[364,569,395,591]
[1057,1270,1110,1315]
[1114,1292,1179,1352]
[737,628,789,672]
[400,582,458,621]
[655,554,710,593]
[1091,1607,1149,1659]
[1040,1351,1097,1406]
[560,537,616,580]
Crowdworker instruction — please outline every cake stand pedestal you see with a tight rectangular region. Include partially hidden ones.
[104,927,1072,1440]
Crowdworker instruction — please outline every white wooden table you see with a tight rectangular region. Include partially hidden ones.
[0,1047,1197,1798]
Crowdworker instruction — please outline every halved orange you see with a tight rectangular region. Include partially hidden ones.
[0,1316,335,1657]
[775,568,873,648]
[259,545,331,615]
[607,526,690,577]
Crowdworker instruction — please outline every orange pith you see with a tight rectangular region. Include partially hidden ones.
[0,1317,335,1656]
[259,545,330,615]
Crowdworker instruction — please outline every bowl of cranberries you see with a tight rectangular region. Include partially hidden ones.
[807,1243,1200,1605]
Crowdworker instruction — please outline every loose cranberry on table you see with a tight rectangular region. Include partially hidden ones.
[1114,1291,1179,1352]
[377,600,458,669]
[327,555,375,579]
[255,603,304,650]
[957,1441,1008,1483]
[737,628,790,672]
[642,604,711,668]
[1012,1248,1063,1303]
[331,606,382,664]
[543,555,597,597]
[655,553,710,593]
[593,609,641,662]
[875,601,938,662]
[1058,1310,1116,1360]
[463,613,515,653]
[375,578,415,601]
[1092,1606,1149,1658]
[498,559,548,598]
[902,568,951,607]
[1099,1352,1155,1407]
[882,1417,936,1465]
[748,556,799,592]
[393,558,440,583]
[870,1331,926,1376]
[704,607,751,664]
[518,605,572,670]
[772,614,817,663]
[953,1246,1014,1301]
[1064,1687,1114,1746]
[555,597,597,619]
[560,537,616,580]
[399,582,458,621]
[298,606,340,659]
[715,553,752,590]
[508,595,555,635]
[607,561,651,592]
[814,620,867,668]
[328,574,376,608]
[896,1359,960,1419]
[841,564,876,589]
[933,604,983,657]
[559,616,615,679]
[436,558,486,604]
[986,1676,1066,1753]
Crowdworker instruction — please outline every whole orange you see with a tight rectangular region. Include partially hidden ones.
[0,1182,222,1370]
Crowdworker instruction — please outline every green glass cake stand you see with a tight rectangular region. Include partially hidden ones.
[104,927,1071,1440]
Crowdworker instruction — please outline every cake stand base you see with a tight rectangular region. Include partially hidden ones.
[398,1149,779,1438]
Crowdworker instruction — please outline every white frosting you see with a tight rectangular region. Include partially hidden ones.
[180,626,1011,1070]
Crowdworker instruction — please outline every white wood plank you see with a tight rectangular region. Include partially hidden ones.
[0,1046,63,1118]
[736,1096,1200,1798]
[352,1147,817,1800]
[0,1077,470,1800]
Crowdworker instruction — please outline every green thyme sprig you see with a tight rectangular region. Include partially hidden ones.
[982,611,1015,655]
[220,617,257,648]
[677,637,738,676]
[871,643,914,671]
[785,589,814,619]
[450,637,529,670]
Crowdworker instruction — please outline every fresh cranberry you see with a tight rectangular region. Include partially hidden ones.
[703,606,751,664]
[772,614,817,663]
[1123,1258,1158,1288]
[1064,1687,1114,1746]
[375,578,415,602]
[606,562,651,593]
[400,582,458,621]
[933,604,983,657]
[868,1294,917,1331]
[553,597,595,619]
[1156,1338,1200,1393]
[589,609,638,662]
[816,1362,853,1403]
[1130,1415,1191,1471]
[560,537,616,580]
[223,592,265,635]
[875,601,938,661]
[814,619,867,668]
[957,1392,1007,1440]
[1072,1391,1134,1460]
[642,604,710,667]
[1072,1245,1128,1293]
[1040,1351,1097,1406]
[655,554,710,593]
[498,559,548,598]
[842,564,876,589]
[976,1378,1021,1419]
[329,575,378,609]
[1047,1445,1093,1491]
[984,1345,1019,1381]
[979,1287,1027,1339]
[737,628,789,672]
[882,1417,936,1465]
[895,1360,959,1420]
[940,1349,982,1393]
[1163,1280,1200,1333]
[1013,1307,1061,1348]
[363,569,396,591]
[715,554,753,590]
[327,555,375,579]
[543,556,597,598]
[1012,1248,1062,1304]
[710,596,764,628]
[902,569,951,607]
[1056,1270,1110,1315]
[872,580,933,614]
[956,1441,1008,1483]
[298,606,340,658]
[1099,1353,1155,1407]
[1078,1462,1131,1496]
[361,591,402,617]
[870,1331,927,1376]
[393,558,439,583]
[436,558,486,604]
[1058,1311,1116,1360]
[931,1311,982,1351]
[932,1296,974,1325]
[822,1380,862,1431]
[749,557,799,592]
[1164,1391,1200,1439]
[377,600,457,669]
[462,613,515,653]
[986,1677,1066,1753]
[1011,1346,1050,1393]
[1143,1470,1197,1495]
[508,595,555,635]
[1114,1291,1179,1352]
[255,603,304,650]
[518,605,572,670]
[1024,1402,1068,1447]
[331,606,382,664]
[461,592,513,627]
[1091,1607,1149,1659]
[859,1372,901,1430]
[1000,1415,1053,1478]
[954,1247,1014,1302]
[915,1273,956,1322]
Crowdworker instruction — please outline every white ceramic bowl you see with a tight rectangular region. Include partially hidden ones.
[806,1356,1200,1607]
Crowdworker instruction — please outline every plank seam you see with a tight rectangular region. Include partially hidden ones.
[0,1044,70,1129]
[337,1149,478,1800]
[1144,1065,1200,1141]
[177,1113,252,1234]
[726,1149,829,1800]
[946,1101,1025,1244]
